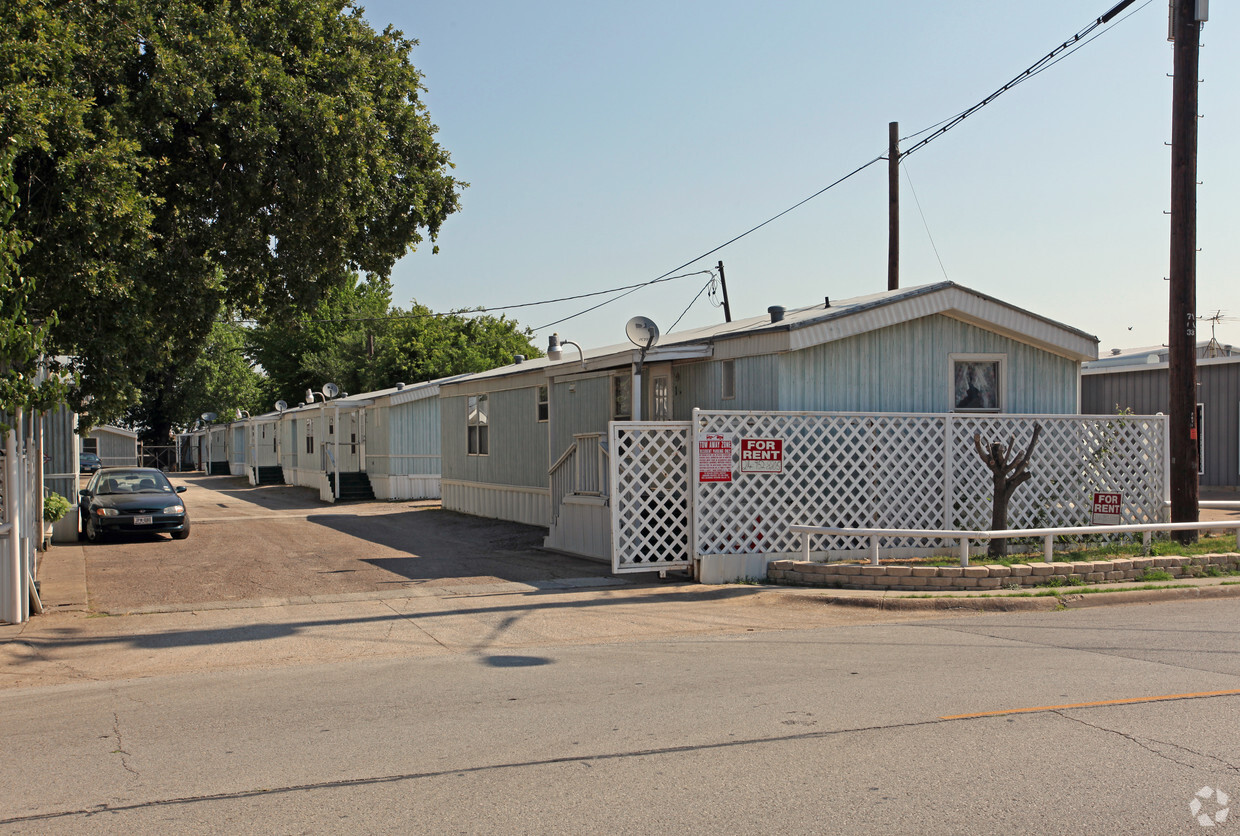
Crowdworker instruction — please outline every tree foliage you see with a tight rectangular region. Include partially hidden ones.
[4,0,462,426]
[249,281,541,408]
[127,320,266,445]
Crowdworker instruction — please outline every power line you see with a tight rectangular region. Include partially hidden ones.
[899,0,1149,161]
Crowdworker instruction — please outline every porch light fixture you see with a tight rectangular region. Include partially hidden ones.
[547,333,585,368]
[304,382,340,404]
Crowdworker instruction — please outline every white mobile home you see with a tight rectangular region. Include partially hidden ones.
[437,281,1099,560]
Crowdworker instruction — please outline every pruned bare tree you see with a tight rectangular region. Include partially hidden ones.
[973,423,1043,558]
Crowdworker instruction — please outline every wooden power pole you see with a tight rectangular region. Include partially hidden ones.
[1168,0,1203,540]
[887,122,899,291]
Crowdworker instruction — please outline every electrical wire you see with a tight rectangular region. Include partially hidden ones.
[667,276,717,334]
[533,270,713,332]
[902,162,950,282]
[899,0,1150,160]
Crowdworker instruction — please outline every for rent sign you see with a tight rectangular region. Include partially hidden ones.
[1092,492,1121,525]
[740,438,783,474]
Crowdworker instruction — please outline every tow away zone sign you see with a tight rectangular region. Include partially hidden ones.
[740,438,783,474]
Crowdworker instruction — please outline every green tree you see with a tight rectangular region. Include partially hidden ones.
[127,320,266,446]
[372,303,543,385]
[5,0,462,428]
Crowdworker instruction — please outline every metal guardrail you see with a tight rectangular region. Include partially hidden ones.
[790,520,1240,568]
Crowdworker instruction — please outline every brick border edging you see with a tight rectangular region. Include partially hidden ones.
[767,553,1240,591]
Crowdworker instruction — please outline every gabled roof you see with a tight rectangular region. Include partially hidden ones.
[444,281,1098,389]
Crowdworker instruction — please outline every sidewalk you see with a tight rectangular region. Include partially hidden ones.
[5,540,1240,691]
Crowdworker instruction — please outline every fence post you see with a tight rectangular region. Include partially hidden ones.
[943,414,955,531]
[868,535,879,565]
[958,537,969,567]
[801,531,810,561]
[1044,534,1053,563]
[1142,531,1152,556]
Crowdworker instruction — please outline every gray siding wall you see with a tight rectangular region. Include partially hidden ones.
[442,388,548,488]
[366,398,441,477]
[777,315,1079,414]
[672,355,780,416]
[86,428,138,466]
[551,374,612,461]
[1083,362,1239,487]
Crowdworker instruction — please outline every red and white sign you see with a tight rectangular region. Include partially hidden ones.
[1092,492,1121,525]
[740,438,783,474]
[698,434,733,483]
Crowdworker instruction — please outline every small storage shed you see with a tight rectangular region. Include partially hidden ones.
[82,425,139,468]
[1083,345,1240,488]
[437,281,1099,557]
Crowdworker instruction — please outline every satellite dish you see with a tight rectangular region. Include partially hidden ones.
[323,382,340,399]
[625,316,661,349]
[275,400,287,413]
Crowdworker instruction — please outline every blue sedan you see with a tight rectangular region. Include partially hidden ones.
[78,467,191,542]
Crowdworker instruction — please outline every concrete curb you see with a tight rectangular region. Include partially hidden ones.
[803,581,1240,612]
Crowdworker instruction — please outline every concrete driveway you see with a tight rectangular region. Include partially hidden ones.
[77,474,615,613]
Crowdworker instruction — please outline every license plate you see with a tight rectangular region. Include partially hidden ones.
[134,516,153,525]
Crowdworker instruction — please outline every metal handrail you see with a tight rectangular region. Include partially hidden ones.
[791,521,1240,568]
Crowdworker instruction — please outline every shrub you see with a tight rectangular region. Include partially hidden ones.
[43,492,70,523]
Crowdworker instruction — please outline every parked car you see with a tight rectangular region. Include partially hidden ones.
[78,467,190,542]
[79,452,102,474]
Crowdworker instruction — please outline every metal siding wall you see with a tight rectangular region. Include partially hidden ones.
[387,398,440,477]
[552,375,610,460]
[1202,363,1239,486]
[443,388,547,489]
[1083,364,1239,486]
[777,316,1079,413]
[90,429,137,465]
[672,356,780,417]
[365,404,390,475]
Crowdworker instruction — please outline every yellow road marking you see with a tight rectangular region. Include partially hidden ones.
[941,689,1240,720]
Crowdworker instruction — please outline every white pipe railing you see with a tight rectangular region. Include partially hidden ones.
[791,521,1240,568]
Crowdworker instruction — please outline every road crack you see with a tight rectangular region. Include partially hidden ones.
[110,712,140,778]
[1052,710,1240,773]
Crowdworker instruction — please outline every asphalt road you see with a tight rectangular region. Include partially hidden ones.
[5,598,1240,834]
[6,476,1239,833]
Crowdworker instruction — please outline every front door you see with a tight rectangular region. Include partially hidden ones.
[646,362,673,421]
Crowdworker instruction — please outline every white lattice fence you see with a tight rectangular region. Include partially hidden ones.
[609,422,693,572]
[689,410,1168,557]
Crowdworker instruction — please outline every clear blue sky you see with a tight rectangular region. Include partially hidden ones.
[359,0,1237,356]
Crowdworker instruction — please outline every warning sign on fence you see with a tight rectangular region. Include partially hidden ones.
[698,434,733,483]
[740,438,783,474]
[1092,492,1121,525]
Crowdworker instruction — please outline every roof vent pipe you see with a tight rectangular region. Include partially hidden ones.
[395,382,405,390]
[514,355,526,364]
[1110,348,1122,355]
[824,297,830,308]
[768,305,786,324]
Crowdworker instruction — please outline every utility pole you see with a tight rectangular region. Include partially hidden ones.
[888,121,899,291]
[1168,0,1204,541]
[716,260,733,323]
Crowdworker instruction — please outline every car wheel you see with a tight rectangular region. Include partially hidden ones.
[84,515,103,543]
[171,529,190,541]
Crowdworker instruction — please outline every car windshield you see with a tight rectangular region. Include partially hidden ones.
[95,471,173,494]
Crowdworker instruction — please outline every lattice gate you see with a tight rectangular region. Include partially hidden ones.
[609,422,693,573]
[608,411,1169,570]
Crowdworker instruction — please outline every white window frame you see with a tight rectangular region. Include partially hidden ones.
[468,394,489,456]
[949,353,1006,413]
[536,385,549,423]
